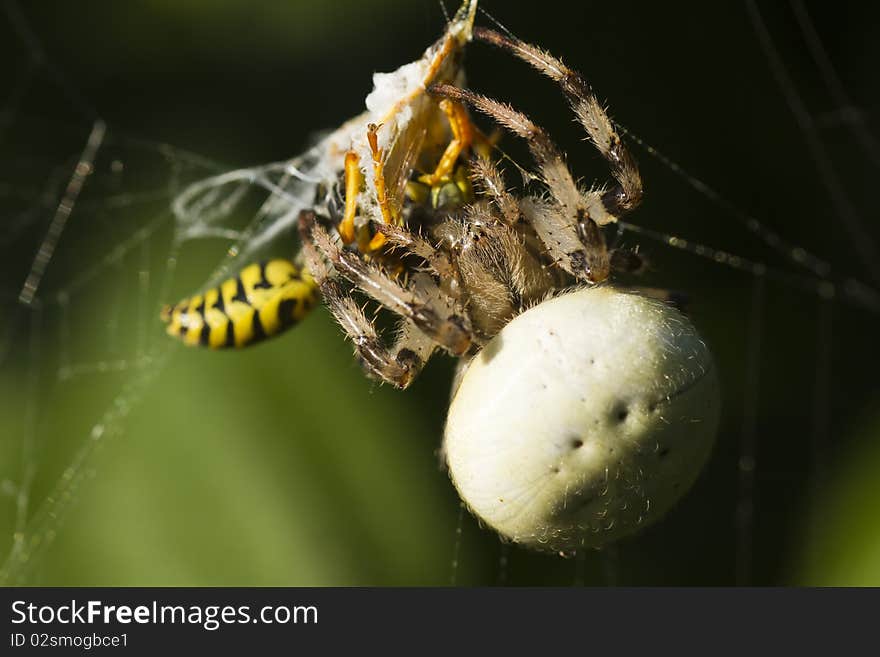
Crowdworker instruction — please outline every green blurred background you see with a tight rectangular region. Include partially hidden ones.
[1,0,879,585]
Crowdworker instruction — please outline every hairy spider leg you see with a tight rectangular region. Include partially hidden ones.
[474,27,643,217]
[298,212,433,388]
[301,212,473,356]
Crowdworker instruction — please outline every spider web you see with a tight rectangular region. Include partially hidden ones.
[1,0,878,586]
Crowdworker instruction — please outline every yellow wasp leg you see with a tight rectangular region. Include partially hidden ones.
[366,122,397,253]
[418,99,474,187]
[339,150,363,245]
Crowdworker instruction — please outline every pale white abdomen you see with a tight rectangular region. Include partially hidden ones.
[444,286,720,552]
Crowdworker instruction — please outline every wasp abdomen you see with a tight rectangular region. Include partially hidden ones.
[161,259,319,348]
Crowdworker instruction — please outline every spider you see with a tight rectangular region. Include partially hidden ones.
[163,0,719,552]
[295,11,718,553]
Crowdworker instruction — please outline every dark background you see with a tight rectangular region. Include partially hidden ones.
[0,0,878,585]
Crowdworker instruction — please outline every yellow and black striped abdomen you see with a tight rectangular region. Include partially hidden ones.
[161,259,319,348]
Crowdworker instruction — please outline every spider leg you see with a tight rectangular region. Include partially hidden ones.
[300,211,472,356]
[373,222,460,283]
[474,27,643,217]
[430,83,611,283]
[469,155,520,224]
[299,212,431,388]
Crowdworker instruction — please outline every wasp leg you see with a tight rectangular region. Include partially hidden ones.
[300,211,472,356]
[363,123,397,253]
[338,150,363,245]
[364,100,475,251]
[418,99,474,187]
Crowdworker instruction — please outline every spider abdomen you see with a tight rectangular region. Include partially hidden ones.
[443,286,720,552]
